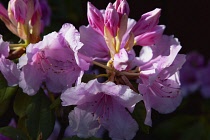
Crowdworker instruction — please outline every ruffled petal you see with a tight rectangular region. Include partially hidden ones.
[67,107,101,138]
[101,102,138,140]
[19,64,44,95]
[0,58,20,86]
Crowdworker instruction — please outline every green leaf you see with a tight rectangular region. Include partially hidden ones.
[13,88,32,117]
[0,99,10,117]
[0,73,17,102]
[50,96,61,109]
[131,102,150,134]
[0,72,8,89]
[0,73,18,117]
[25,89,55,140]
[0,126,28,140]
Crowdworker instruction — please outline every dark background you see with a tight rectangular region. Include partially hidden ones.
[0,0,210,139]
[1,0,210,58]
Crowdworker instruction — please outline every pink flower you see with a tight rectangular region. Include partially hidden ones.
[61,79,142,140]
[0,0,51,42]
[80,0,164,71]
[197,62,210,98]
[113,0,130,17]
[180,51,205,96]
[131,8,164,46]
[87,2,104,35]
[0,35,20,86]
[18,24,88,95]
[136,35,186,126]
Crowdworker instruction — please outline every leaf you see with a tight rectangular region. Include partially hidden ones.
[131,102,150,134]
[13,88,32,117]
[50,96,61,109]
[25,89,55,140]
[0,126,28,140]
[0,99,10,117]
[0,72,18,117]
[0,73,17,102]
[0,72,8,89]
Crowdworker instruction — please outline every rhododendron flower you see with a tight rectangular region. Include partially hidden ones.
[39,0,51,29]
[61,79,142,140]
[180,51,205,96]
[136,35,186,126]
[80,0,165,71]
[0,35,20,86]
[0,0,51,42]
[197,62,210,98]
[18,24,88,95]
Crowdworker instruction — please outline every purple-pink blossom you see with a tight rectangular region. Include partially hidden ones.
[18,23,88,95]
[197,61,210,98]
[0,35,20,86]
[0,0,51,42]
[80,0,164,71]
[61,79,142,140]
[180,51,205,96]
[136,35,186,126]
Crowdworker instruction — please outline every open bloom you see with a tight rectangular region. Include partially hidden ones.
[0,35,20,86]
[79,0,165,71]
[18,23,89,95]
[61,79,142,140]
[136,35,186,126]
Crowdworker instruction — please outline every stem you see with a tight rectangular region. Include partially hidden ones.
[92,60,113,71]
[120,71,140,77]
[96,74,108,78]
[9,44,27,47]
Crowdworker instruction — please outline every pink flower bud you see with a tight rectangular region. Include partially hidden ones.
[104,3,119,36]
[0,3,9,20]
[8,0,27,24]
[113,0,130,16]
[87,2,104,35]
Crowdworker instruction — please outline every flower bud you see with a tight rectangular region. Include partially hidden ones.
[8,0,34,24]
[113,0,130,16]
[104,3,119,37]
[87,2,104,35]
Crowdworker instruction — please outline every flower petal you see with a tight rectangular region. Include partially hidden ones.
[79,25,109,60]
[19,64,44,95]
[0,58,20,86]
[101,102,138,140]
[67,107,101,138]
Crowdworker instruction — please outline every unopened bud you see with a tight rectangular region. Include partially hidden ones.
[87,2,104,35]
[113,0,130,16]
[104,3,119,37]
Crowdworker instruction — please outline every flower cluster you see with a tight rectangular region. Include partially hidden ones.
[180,51,210,98]
[0,0,186,140]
